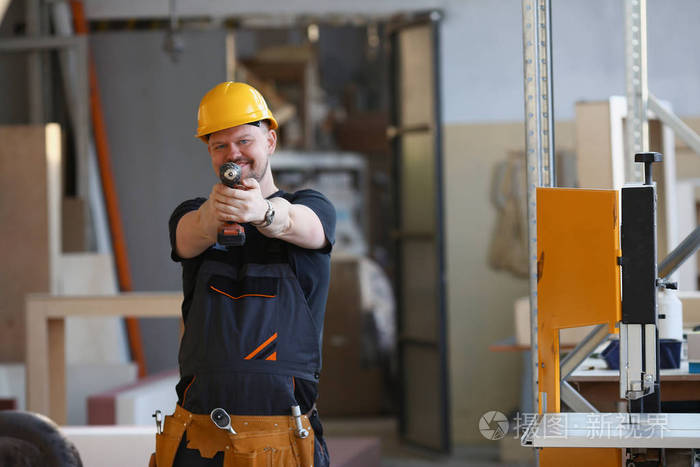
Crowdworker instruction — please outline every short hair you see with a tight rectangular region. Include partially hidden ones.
[249,120,270,131]
[205,120,271,142]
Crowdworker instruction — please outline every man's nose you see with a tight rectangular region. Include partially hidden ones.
[224,144,241,160]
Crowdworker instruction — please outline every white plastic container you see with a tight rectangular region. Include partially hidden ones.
[658,288,683,342]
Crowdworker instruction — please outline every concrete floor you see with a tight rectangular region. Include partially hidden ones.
[323,417,535,467]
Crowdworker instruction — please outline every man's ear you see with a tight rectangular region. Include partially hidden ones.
[266,129,278,155]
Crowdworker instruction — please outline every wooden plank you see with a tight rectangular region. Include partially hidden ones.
[27,292,183,318]
[575,101,616,189]
[62,197,87,252]
[25,297,49,417]
[46,124,63,295]
[0,125,57,362]
[679,291,700,326]
[649,118,676,260]
[49,318,66,424]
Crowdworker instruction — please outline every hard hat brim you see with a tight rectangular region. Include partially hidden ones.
[196,115,278,142]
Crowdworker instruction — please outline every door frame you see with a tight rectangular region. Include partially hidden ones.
[387,10,450,453]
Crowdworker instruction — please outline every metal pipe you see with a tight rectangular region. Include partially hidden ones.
[26,0,42,124]
[649,94,700,156]
[561,381,599,413]
[0,35,86,50]
[560,324,609,381]
[658,225,700,279]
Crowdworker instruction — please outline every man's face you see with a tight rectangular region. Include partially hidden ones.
[207,123,277,182]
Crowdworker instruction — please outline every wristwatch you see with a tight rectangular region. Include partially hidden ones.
[253,199,275,227]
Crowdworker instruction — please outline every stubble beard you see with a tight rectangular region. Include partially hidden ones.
[248,156,269,183]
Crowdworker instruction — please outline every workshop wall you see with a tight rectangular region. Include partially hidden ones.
[442,121,576,444]
[89,29,228,373]
[440,0,700,124]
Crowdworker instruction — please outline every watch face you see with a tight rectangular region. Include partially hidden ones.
[265,205,275,226]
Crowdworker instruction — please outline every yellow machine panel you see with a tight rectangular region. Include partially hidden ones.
[537,187,621,412]
[537,188,622,466]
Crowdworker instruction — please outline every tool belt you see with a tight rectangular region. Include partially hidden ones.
[148,405,315,467]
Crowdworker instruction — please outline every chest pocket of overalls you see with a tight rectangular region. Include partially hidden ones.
[201,263,281,366]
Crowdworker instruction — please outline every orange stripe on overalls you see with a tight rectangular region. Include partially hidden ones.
[244,333,278,360]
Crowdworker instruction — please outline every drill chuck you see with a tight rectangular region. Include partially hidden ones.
[219,162,242,188]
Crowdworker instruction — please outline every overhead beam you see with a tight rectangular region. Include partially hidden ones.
[0,35,87,50]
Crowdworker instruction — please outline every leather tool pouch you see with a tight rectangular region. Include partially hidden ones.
[150,407,315,467]
[150,413,188,467]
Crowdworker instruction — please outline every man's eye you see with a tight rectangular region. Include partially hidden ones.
[239,139,249,145]
[216,145,227,150]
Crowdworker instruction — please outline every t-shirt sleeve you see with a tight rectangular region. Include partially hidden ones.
[169,197,207,262]
[289,189,336,254]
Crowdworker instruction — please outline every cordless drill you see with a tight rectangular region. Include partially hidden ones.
[217,162,246,247]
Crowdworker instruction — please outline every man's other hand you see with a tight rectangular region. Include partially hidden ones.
[210,178,267,225]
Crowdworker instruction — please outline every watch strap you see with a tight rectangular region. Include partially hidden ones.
[253,199,274,227]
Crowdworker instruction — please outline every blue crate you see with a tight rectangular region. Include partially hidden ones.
[601,339,682,370]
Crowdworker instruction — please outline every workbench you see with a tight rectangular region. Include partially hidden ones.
[25,293,182,425]
[569,356,700,413]
[489,336,700,414]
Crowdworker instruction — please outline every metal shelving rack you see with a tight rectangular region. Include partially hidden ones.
[624,0,649,183]
[521,0,555,436]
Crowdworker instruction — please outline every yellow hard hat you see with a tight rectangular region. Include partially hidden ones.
[195,82,278,142]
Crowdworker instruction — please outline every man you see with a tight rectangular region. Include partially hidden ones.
[153,82,335,467]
